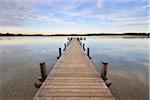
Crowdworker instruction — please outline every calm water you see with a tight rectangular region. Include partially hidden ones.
[0,36,149,100]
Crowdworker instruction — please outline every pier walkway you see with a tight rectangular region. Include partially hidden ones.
[34,38,115,100]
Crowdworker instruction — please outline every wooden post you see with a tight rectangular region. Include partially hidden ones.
[80,37,82,40]
[40,62,47,82]
[34,78,42,88]
[87,48,91,59]
[59,48,61,57]
[57,48,61,59]
[83,43,85,50]
[68,38,70,43]
[79,40,82,46]
[64,43,66,51]
[100,62,108,81]
[66,41,68,47]
[105,80,111,87]
[69,38,71,43]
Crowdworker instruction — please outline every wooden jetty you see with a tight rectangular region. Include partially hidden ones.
[34,38,115,100]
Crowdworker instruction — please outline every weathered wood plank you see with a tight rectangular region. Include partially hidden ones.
[33,38,115,100]
[37,91,113,97]
[42,84,107,89]
[34,97,115,100]
[45,78,103,83]
[37,88,110,93]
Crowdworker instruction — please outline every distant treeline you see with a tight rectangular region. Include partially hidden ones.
[0,33,45,36]
[0,33,149,36]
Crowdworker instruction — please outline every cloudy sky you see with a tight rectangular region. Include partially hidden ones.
[0,0,149,34]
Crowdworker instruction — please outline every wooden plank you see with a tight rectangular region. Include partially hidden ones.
[46,77,102,80]
[33,38,115,100]
[48,73,99,77]
[37,88,110,93]
[43,83,107,85]
[34,97,115,100]
[42,84,107,89]
[37,91,113,97]
[45,78,103,83]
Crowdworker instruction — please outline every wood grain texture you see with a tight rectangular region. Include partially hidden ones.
[34,38,115,100]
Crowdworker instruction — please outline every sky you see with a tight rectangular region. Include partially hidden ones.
[0,0,149,34]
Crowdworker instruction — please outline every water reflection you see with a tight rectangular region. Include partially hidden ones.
[0,36,149,100]
[85,36,149,100]
[0,36,67,100]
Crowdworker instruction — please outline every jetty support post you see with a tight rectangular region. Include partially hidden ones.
[100,62,111,87]
[68,37,72,44]
[77,38,79,41]
[64,43,66,51]
[67,38,70,46]
[87,47,91,59]
[57,48,62,59]
[100,62,108,81]
[68,38,70,44]
[70,37,72,41]
[105,80,112,87]
[34,62,47,88]
[66,41,68,47]
[40,62,47,82]
[83,43,85,50]
[69,38,72,43]
[79,40,82,46]
[77,38,81,45]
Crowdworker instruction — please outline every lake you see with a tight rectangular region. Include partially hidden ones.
[0,36,149,100]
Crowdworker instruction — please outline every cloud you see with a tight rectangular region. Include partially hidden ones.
[91,3,149,26]
[0,0,34,26]
[106,0,147,3]
[108,16,149,27]
[0,0,63,26]
[0,0,149,33]
[96,0,104,8]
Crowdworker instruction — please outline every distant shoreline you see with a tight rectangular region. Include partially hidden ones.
[0,33,149,37]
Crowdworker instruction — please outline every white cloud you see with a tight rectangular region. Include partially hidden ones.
[108,16,149,26]
[93,4,149,22]
[0,0,62,26]
[107,0,147,3]
[0,0,34,26]
[96,0,104,8]
[0,0,149,33]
